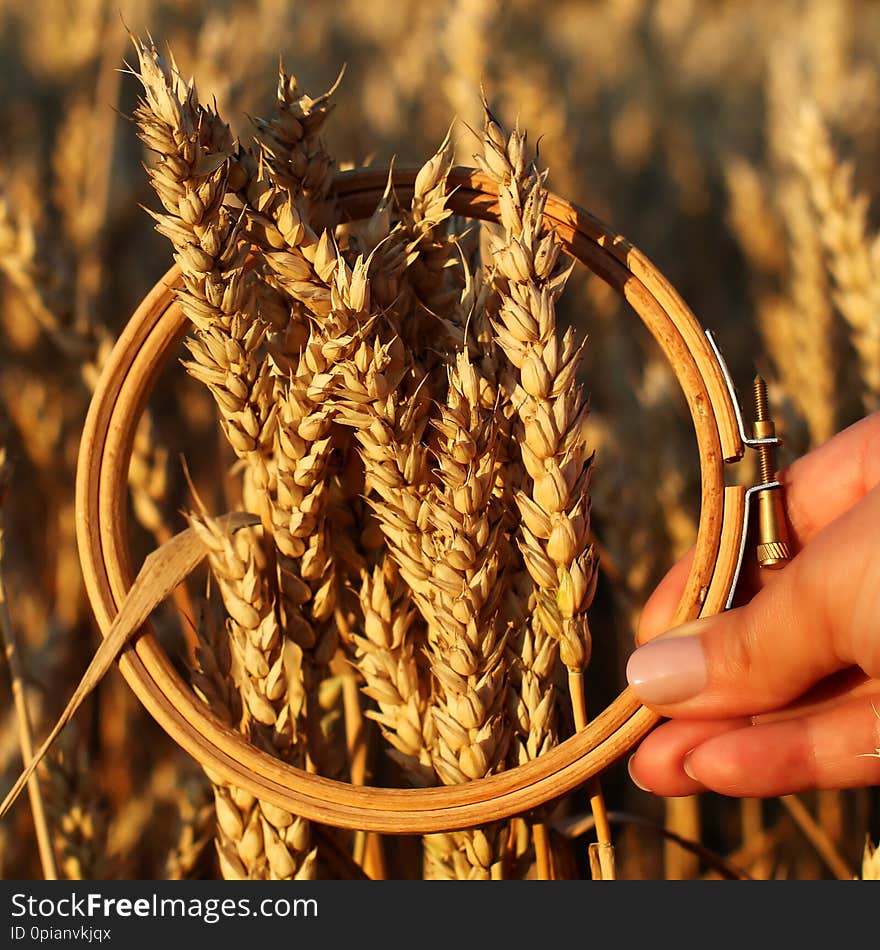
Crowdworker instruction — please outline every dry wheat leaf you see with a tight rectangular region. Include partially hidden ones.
[0,510,260,820]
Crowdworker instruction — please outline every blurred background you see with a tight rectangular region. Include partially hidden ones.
[1,0,878,879]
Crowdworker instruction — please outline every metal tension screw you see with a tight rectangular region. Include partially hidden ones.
[752,375,792,569]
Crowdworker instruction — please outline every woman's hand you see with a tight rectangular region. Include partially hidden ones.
[626,412,880,797]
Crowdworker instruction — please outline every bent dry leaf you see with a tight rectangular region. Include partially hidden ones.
[0,511,260,820]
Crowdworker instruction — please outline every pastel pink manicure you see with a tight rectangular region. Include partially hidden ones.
[626,635,708,705]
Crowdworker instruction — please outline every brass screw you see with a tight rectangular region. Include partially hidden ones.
[752,375,791,569]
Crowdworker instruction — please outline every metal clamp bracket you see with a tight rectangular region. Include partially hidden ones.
[705,330,793,609]
[705,330,782,453]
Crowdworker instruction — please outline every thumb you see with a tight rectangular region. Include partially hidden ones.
[626,482,880,718]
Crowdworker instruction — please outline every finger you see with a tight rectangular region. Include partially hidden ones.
[683,695,880,796]
[750,668,878,725]
[626,484,880,718]
[636,412,880,647]
[628,675,880,795]
[627,718,744,796]
[638,543,772,646]
[781,410,880,545]
[637,549,694,644]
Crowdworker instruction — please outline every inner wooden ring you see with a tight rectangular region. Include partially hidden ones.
[75,166,739,833]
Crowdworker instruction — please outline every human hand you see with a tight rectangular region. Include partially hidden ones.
[625,411,880,797]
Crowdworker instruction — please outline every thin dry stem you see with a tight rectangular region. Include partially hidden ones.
[780,794,853,881]
[0,450,57,879]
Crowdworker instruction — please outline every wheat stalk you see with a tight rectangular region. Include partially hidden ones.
[163,774,215,880]
[132,36,281,536]
[0,185,87,357]
[0,449,57,879]
[792,102,880,410]
[132,38,351,876]
[188,518,317,879]
[251,63,340,225]
[304,148,518,876]
[416,348,514,879]
[476,105,614,877]
[353,558,434,786]
[42,743,106,880]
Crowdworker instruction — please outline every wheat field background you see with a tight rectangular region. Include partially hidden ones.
[0,0,878,880]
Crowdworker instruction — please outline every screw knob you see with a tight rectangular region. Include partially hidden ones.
[753,376,791,570]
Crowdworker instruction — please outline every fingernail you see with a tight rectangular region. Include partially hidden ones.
[682,752,699,783]
[627,756,651,792]
[626,627,708,704]
[653,619,707,640]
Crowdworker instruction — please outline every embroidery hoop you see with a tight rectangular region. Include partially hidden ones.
[75,166,751,834]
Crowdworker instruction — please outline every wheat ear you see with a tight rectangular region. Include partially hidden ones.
[251,62,341,230]
[189,512,316,879]
[132,38,279,511]
[353,558,434,787]
[792,102,880,410]
[477,105,612,877]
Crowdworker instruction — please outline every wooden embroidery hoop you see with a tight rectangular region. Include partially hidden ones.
[75,166,748,834]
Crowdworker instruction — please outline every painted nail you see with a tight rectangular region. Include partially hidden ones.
[626,632,708,705]
[627,756,651,792]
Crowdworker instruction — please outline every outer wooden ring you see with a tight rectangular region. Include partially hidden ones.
[75,167,744,833]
